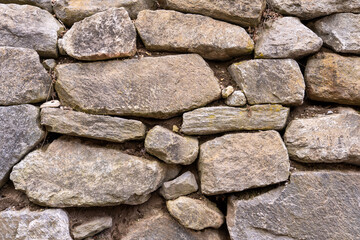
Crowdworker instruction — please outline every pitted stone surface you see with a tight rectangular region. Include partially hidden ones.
[160,171,198,200]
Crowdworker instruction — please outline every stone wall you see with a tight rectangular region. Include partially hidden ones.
[0,0,359,239]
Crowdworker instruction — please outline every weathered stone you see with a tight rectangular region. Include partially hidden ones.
[0,0,52,12]
[72,216,112,240]
[0,208,71,240]
[41,108,146,143]
[0,105,44,188]
[55,54,221,119]
[167,196,224,230]
[229,59,305,105]
[284,108,360,165]
[181,105,289,135]
[221,86,234,98]
[267,0,360,20]
[40,100,61,109]
[160,0,266,27]
[0,4,64,58]
[145,126,198,165]
[0,47,51,105]
[42,59,57,70]
[199,131,290,195]
[10,136,167,207]
[255,17,323,59]
[59,8,136,61]
[225,91,247,107]
[305,51,360,105]
[227,171,360,240]
[160,171,198,200]
[164,164,182,182]
[135,10,254,60]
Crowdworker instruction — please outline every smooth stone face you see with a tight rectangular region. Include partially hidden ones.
[145,126,199,165]
[255,17,323,59]
[0,47,51,105]
[305,51,360,105]
[229,59,305,105]
[166,196,224,230]
[225,91,247,107]
[60,8,136,61]
[227,171,360,240]
[10,136,167,207]
[160,0,266,27]
[0,0,52,12]
[41,108,146,143]
[160,171,198,200]
[199,131,290,195]
[72,216,112,240]
[135,10,254,60]
[0,4,64,58]
[0,208,72,240]
[284,108,360,165]
[55,54,221,119]
[0,105,45,188]
[181,105,289,135]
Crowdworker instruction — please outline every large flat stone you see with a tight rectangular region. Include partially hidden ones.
[55,54,221,119]
[135,10,254,60]
[305,51,360,105]
[0,4,64,58]
[0,0,52,12]
[227,171,360,240]
[0,105,45,188]
[181,105,289,135]
[229,59,305,105]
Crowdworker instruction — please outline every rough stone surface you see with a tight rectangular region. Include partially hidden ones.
[55,54,221,119]
[41,108,146,143]
[160,171,198,200]
[199,131,290,195]
[229,59,305,105]
[160,0,266,27]
[0,47,51,105]
[225,91,247,107]
[255,17,323,59]
[166,196,224,230]
[181,105,289,135]
[0,208,71,240]
[221,86,234,98]
[0,4,64,58]
[305,51,360,105]
[0,0,52,12]
[145,126,199,165]
[10,136,167,207]
[42,59,57,70]
[59,8,136,61]
[72,216,112,240]
[135,10,254,60]
[227,171,360,240]
[284,108,360,165]
[0,105,45,188]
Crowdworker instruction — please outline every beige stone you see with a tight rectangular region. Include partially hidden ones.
[72,216,112,240]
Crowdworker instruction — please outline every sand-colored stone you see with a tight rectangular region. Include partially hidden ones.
[0,0,52,12]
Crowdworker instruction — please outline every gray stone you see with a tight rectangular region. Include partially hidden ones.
[145,126,199,165]
[227,171,360,240]
[135,10,254,60]
[229,59,305,105]
[225,91,247,107]
[0,208,71,240]
[42,59,57,70]
[255,17,323,59]
[160,171,198,200]
[0,105,45,188]
[0,4,64,58]
[55,54,221,119]
[0,47,51,105]
[10,136,167,207]
[164,164,182,182]
[41,108,146,143]
[199,131,290,195]
[181,105,289,135]
[59,8,136,61]
[72,216,112,240]
[0,0,52,12]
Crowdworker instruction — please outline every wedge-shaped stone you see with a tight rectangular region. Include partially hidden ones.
[0,0,52,12]
[181,105,289,135]
[160,0,266,27]
[10,136,167,207]
[160,171,198,200]
[255,17,323,59]
[0,105,45,188]
[229,59,305,105]
[55,54,221,119]
[227,171,360,240]
[0,4,64,58]
[135,10,254,60]
[41,108,146,143]
[199,131,290,195]
[305,51,360,105]
[72,216,112,240]
[59,8,136,61]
